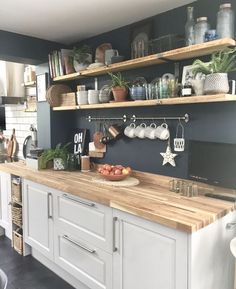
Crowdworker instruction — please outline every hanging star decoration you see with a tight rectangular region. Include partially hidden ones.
[160,141,178,167]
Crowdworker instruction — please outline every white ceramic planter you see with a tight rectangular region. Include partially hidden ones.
[53,158,65,170]
[73,54,92,72]
[204,73,229,95]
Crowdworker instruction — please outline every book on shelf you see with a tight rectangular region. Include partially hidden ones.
[48,49,75,78]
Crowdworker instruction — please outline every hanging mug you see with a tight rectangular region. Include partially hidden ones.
[174,121,185,152]
[124,123,136,138]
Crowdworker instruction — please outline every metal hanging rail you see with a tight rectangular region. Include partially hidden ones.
[87,115,128,122]
[131,113,189,123]
[86,113,189,123]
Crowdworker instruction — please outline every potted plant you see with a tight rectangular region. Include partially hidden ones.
[40,143,70,171]
[192,48,236,94]
[73,45,92,72]
[108,72,129,102]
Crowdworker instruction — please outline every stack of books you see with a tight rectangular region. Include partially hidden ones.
[48,49,75,78]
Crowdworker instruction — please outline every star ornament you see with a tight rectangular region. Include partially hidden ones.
[160,144,178,167]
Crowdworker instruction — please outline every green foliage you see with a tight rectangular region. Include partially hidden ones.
[73,45,92,64]
[108,72,129,88]
[192,48,236,75]
[40,143,70,169]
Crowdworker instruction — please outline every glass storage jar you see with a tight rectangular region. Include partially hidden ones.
[216,3,235,39]
[194,17,210,44]
[185,7,195,46]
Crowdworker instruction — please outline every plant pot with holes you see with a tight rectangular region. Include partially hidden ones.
[40,143,70,170]
[73,45,92,72]
[192,48,236,95]
[108,72,129,102]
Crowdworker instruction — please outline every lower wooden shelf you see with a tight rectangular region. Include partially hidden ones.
[52,94,236,111]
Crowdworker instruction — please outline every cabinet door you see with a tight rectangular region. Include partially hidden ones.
[23,180,53,260]
[113,210,188,289]
[0,172,12,239]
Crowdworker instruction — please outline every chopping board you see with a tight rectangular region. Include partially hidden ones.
[7,129,17,157]
[92,176,140,187]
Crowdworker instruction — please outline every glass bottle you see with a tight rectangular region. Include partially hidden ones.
[217,3,235,39]
[194,17,210,44]
[185,7,195,46]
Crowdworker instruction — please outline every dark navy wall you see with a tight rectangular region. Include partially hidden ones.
[0,30,64,64]
[51,0,236,179]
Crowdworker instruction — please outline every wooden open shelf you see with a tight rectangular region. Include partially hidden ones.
[52,94,236,111]
[53,38,236,82]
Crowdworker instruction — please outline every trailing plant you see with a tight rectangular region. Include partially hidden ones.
[73,45,92,64]
[192,48,236,75]
[108,72,129,88]
[40,143,70,169]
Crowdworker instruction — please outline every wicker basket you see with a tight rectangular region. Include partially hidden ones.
[12,204,22,227]
[46,84,72,107]
[11,181,22,203]
[13,228,23,255]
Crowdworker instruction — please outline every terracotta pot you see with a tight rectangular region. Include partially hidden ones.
[112,86,128,102]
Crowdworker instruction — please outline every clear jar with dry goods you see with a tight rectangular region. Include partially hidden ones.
[217,3,235,39]
[194,17,210,44]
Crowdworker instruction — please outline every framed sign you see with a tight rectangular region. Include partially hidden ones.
[72,129,89,155]
[36,73,48,102]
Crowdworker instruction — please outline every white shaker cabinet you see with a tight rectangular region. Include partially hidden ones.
[23,180,54,260]
[113,209,188,289]
[0,172,12,239]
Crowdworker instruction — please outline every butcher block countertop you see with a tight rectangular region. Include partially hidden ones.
[0,161,235,233]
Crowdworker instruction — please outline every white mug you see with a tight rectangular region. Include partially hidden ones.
[144,123,157,140]
[134,123,146,139]
[88,90,99,104]
[77,91,88,105]
[155,123,170,140]
[105,49,119,65]
[124,123,136,138]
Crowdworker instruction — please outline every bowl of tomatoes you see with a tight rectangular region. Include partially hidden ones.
[97,164,132,181]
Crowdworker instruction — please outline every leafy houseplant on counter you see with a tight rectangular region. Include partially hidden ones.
[192,48,236,94]
[40,143,70,171]
[108,72,129,102]
[73,45,92,72]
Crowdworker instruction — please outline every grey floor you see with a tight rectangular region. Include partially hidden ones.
[0,236,74,289]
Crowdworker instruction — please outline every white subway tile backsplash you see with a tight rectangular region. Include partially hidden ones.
[3,104,37,157]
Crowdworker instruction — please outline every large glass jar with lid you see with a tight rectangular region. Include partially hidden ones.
[194,17,210,44]
[217,3,235,39]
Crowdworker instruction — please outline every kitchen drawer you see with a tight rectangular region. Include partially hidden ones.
[54,192,113,253]
[54,228,112,289]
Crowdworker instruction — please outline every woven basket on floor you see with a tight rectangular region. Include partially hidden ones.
[13,228,23,255]
[46,84,72,107]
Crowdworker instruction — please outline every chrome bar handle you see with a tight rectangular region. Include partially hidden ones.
[63,235,96,254]
[113,217,118,252]
[47,193,53,219]
[226,222,236,230]
[63,194,95,208]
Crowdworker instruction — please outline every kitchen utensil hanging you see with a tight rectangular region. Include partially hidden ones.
[174,120,185,152]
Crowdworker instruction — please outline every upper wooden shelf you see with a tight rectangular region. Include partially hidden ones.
[53,38,236,82]
[52,94,236,111]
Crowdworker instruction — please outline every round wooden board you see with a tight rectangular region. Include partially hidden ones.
[92,176,140,187]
